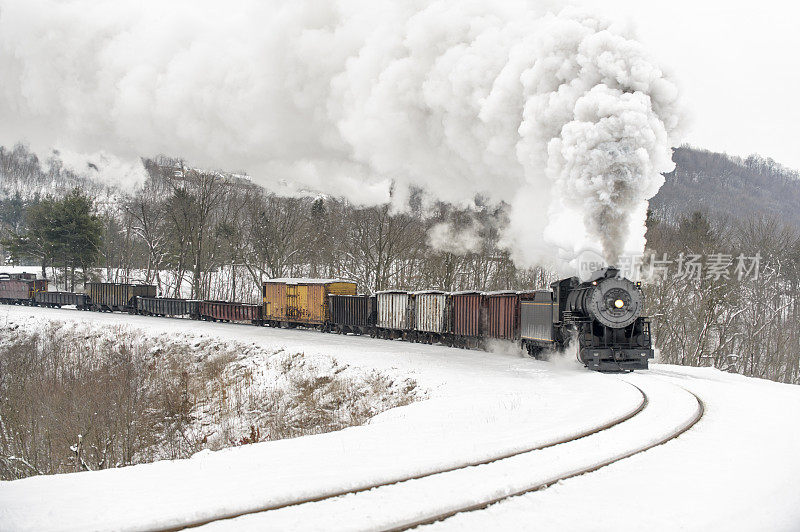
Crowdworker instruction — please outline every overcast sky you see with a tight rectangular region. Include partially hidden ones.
[578,0,800,170]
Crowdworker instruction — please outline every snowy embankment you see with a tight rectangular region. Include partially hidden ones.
[0,305,799,531]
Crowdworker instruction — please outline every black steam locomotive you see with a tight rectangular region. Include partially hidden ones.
[521,267,654,371]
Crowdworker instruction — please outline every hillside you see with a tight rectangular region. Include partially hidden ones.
[4,143,800,232]
[651,145,800,227]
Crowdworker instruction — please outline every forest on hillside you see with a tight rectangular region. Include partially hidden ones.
[1,143,798,385]
[651,145,800,228]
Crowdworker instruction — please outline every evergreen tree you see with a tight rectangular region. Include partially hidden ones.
[3,190,102,288]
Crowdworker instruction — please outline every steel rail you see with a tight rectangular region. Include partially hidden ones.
[163,383,649,531]
[385,387,704,532]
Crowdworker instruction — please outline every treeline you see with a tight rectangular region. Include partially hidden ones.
[1,148,799,384]
[644,211,800,384]
[3,157,547,301]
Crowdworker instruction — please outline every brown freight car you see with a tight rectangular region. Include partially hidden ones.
[484,291,520,341]
[450,291,484,348]
[85,282,156,312]
[199,301,260,323]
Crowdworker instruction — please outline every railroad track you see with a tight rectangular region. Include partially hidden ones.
[159,377,702,531]
[390,380,704,531]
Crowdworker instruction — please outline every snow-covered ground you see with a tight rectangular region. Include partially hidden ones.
[0,304,798,531]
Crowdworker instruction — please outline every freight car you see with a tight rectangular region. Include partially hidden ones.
[375,290,413,339]
[412,291,449,344]
[262,278,357,329]
[449,291,484,348]
[199,300,260,323]
[137,297,200,319]
[85,282,156,312]
[329,294,376,335]
[484,291,519,341]
[35,291,91,309]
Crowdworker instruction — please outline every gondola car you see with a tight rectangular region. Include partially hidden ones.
[199,300,260,323]
[35,291,91,309]
[137,297,200,319]
[412,291,449,344]
[329,294,376,335]
[449,291,484,348]
[375,290,413,339]
[85,282,156,312]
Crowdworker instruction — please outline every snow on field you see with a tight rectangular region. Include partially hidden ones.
[429,367,800,531]
[0,304,799,531]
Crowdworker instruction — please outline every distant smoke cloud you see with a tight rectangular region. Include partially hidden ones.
[54,149,149,192]
[0,0,684,268]
[427,222,483,255]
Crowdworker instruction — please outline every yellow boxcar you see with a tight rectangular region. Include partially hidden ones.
[263,278,356,327]
[263,281,287,321]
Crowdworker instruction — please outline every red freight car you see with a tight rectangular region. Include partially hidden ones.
[450,291,484,348]
[199,300,260,323]
[484,291,520,341]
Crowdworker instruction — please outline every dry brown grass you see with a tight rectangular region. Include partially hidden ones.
[0,322,420,480]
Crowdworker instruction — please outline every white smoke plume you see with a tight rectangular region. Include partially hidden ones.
[54,149,149,193]
[0,0,684,268]
[427,221,483,255]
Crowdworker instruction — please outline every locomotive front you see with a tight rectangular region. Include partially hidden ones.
[562,267,654,372]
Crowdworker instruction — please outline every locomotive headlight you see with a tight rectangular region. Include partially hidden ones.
[614,299,625,309]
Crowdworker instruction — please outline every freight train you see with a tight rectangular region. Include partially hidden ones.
[0,268,654,372]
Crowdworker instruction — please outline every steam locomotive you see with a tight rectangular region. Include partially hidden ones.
[0,267,654,373]
[523,267,654,371]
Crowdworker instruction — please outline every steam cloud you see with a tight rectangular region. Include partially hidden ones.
[0,0,683,268]
[427,222,483,255]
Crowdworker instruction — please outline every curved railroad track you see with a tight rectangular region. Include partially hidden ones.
[179,378,704,531]
[390,381,704,531]
[160,381,648,531]
[161,378,705,531]
[169,379,704,531]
